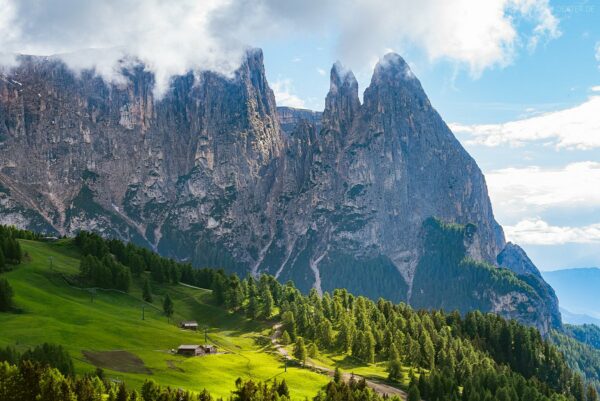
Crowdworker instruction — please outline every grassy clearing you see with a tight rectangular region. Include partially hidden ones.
[0,240,328,399]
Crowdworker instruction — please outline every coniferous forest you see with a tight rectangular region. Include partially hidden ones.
[1,227,600,400]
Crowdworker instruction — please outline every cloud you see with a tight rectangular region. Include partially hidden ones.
[331,0,559,75]
[505,218,600,245]
[485,162,600,217]
[0,0,560,95]
[451,96,600,149]
[271,79,305,108]
[591,86,600,92]
[317,68,326,76]
[0,0,245,96]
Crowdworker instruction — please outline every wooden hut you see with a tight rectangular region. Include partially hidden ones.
[180,321,199,330]
[177,345,204,356]
[201,344,217,354]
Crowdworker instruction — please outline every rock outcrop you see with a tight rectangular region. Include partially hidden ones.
[498,242,542,277]
[498,242,562,332]
[0,50,560,330]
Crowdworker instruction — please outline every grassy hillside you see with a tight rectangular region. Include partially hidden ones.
[0,239,328,399]
[0,234,594,401]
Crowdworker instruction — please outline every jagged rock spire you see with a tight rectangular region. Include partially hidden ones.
[322,61,360,134]
[363,52,430,113]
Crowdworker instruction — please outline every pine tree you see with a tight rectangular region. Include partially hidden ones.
[281,311,297,340]
[116,382,128,401]
[6,238,22,263]
[317,320,334,349]
[388,359,403,382]
[365,331,376,363]
[211,274,226,305]
[337,318,354,353]
[333,367,342,384]
[128,253,145,277]
[293,337,307,366]
[276,379,290,398]
[420,332,435,369]
[0,278,14,312]
[407,383,421,401]
[142,278,153,303]
[308,342,318,358]
[225,275,244,310]
[262,288,274,318]
[246,292,259,319]
[0,247,5,271]
[281,330,291,345]
[163,294,174,319]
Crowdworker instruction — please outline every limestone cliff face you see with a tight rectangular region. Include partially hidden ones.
[498,242,562,332]
[0,50,559,330]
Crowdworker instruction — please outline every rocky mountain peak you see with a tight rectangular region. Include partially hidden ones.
[364,52,431,113]
[498,242,542,277]
[322,61,360,135]
[198,48,283,163]
[371,53,414,82]
[237,48,277,114]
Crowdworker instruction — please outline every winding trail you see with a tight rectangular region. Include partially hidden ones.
[270,324,407,399]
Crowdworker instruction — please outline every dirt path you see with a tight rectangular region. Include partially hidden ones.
[271,324,406,399]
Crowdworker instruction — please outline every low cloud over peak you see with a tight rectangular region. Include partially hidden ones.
[0,0,560,96]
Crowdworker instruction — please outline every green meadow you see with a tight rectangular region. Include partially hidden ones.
[0,240,329,399]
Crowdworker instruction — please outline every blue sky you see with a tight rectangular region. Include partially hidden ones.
[1,0,599,270]
[257,0,600,271]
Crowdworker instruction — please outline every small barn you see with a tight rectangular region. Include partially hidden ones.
[201,344,217,354]
[180,321,199,330]
[177,345,204,357]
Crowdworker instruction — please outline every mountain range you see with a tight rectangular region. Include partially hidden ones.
[543,268,600,326]
[0,49,561,332]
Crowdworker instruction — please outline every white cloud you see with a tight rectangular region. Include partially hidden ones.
[331,0,559,76]
[0,0,245,96]
[486,162,600,211]
[591,86,600,92]
[451,96,600,149]
[317,68,326,76]
[271,79,305,108]
[0,0,559,96]
[505,218,600,245]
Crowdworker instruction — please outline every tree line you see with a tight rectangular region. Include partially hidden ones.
[0,225,28,270]
[74,231,222,293]
[0,343,74,377]
[0,225,26,312]
[0,359,302,401]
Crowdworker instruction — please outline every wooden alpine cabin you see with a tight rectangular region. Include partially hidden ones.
[180,321,199,330]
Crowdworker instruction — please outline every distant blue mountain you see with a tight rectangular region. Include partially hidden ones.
[560,308,600,327]
[542,268,600,324]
